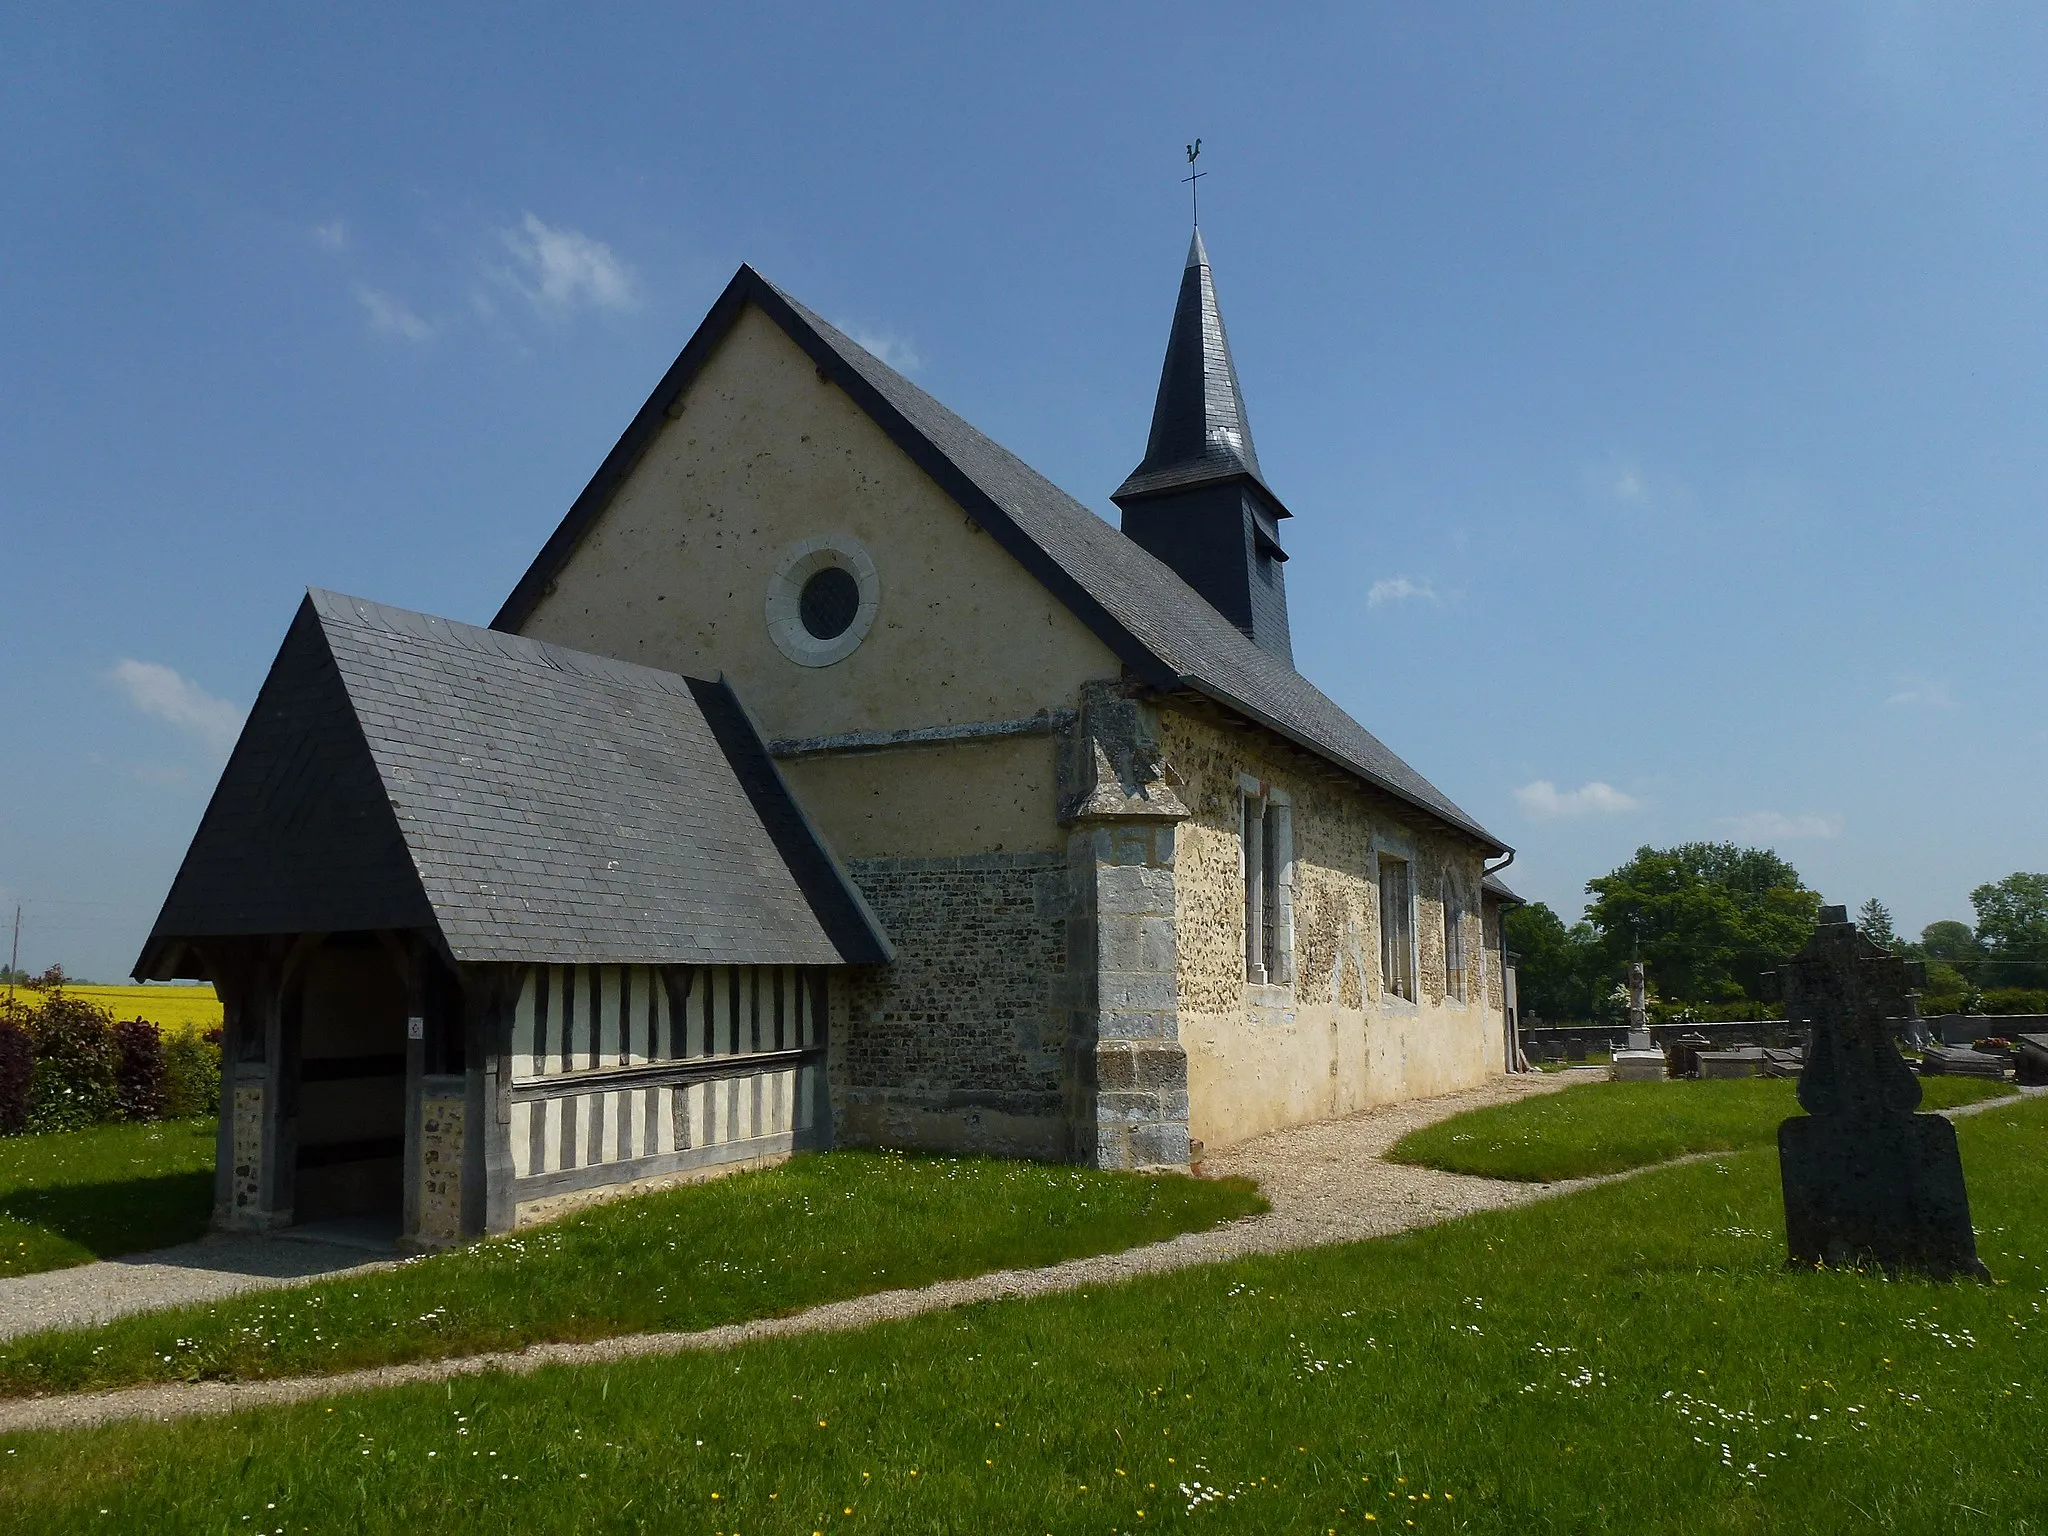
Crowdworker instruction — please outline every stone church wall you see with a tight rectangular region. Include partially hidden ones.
[832,851,1070,1159]
[1158,705,1503,1152]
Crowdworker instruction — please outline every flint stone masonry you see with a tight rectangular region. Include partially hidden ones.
[227,1080,264,1227]
[836,852,1068,1158]
[1156,704,1503,1149]
[416,1094,465,1248]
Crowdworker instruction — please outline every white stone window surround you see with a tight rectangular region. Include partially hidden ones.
[1373,835,1420,1010]
[1442,877,1469,1008]
[765,533,881,668]
[1237,775,1294,987]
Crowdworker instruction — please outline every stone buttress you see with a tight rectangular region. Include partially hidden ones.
[1058,682,1194,1171]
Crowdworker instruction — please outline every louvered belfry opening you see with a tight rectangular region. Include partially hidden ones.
[1113,229,1295,665]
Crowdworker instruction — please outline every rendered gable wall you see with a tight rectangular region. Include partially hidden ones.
[519,301,1121,862]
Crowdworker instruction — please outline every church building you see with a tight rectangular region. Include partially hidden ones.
[141,233,1519,1247]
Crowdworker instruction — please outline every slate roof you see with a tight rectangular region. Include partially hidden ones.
[493,265,1508,856]
[1481,872,1525,905]
[139,590,891,976]
[1112,228,1284,511]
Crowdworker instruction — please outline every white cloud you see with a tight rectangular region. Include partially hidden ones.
[1885,674,1955,709]
[1589,456,1693,515]
[106,660,243,753]
[498,213,636,315]
[1720,810,1842,841]
[836,323,923,374]
[1366,575,1437,607]
[313,219,348,251]
[1513,779,1642,819]
[354,285,433,341]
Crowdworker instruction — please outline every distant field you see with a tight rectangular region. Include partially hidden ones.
[3,985,220,1040]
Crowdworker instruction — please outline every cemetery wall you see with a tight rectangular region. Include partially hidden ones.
[1158,707,1502,1152]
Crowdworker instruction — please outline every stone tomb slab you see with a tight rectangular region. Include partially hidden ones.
[2017,1033,2048,1088]
[1609,1050,1665,1082]
[1697,1047,1767,1080]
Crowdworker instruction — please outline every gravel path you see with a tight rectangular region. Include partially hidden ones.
[7,1073,2029,1437]
[0,1070,1589,1436]
[0,1233,401,1347]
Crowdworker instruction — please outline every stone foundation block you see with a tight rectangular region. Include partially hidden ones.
[1098,1009,1172,1041]
[1099,971,1176,1012]
[1128,1121,1194,1169]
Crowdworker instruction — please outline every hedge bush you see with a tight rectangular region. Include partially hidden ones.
[0,1014,30,1134]
[0,989,218,1137]
[113,1018,168,1121]
[163,1028,223,1119]
[1980,986,2048,1016]
[25,993,120,1133]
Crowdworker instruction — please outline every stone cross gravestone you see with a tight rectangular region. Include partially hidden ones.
[1626,958,1650,1049]
[1611,955,1667,1080]
[1772,906,1988,1280]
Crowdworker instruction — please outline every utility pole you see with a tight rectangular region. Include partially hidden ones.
[6,904,18,1007]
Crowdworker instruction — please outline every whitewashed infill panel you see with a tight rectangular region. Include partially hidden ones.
[511,968,822,1179]
[522,1088,680,1177]
[513,966,679,1084]
[591,969,612,1071]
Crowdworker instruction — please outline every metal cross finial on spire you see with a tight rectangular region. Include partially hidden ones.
[1183,138,1205,227]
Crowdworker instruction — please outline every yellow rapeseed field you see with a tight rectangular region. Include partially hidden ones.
[3,983,222,1041]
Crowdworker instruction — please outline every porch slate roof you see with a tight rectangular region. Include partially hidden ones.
[138,590,890,975]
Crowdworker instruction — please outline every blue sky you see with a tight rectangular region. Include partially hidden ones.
[4,3,2044,978]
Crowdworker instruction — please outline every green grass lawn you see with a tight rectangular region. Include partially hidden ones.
[3,1099,2041,1533]
[1386,1074,2016,1182]
[0,1151,1262,1399]
[0,1118,217,1278]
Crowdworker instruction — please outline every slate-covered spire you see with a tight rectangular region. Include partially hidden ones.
[1114,229,1275,503]
[1114,231,1294,664]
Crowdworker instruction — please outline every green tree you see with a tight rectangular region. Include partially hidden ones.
[1970,871,2048,990]
[1909,920,1983,1012]
[1918,919,1982,972]
[1502,902,1602,1022]
[1583,843,1821,1006]
[1857,898,1897,950]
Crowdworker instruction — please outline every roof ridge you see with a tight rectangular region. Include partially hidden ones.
[311,588,701,699]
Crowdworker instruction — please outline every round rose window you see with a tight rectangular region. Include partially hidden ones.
[765,535,880,667]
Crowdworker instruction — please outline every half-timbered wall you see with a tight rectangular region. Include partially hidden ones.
[506,963,829,1202]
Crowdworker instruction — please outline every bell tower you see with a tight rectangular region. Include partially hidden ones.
[1112,229,1293,664]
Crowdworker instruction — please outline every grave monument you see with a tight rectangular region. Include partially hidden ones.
[1772,906,1988,1280]
[1611,930,1666,1081]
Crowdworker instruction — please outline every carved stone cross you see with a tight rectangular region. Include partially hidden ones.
[1774,906,1987,1280]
